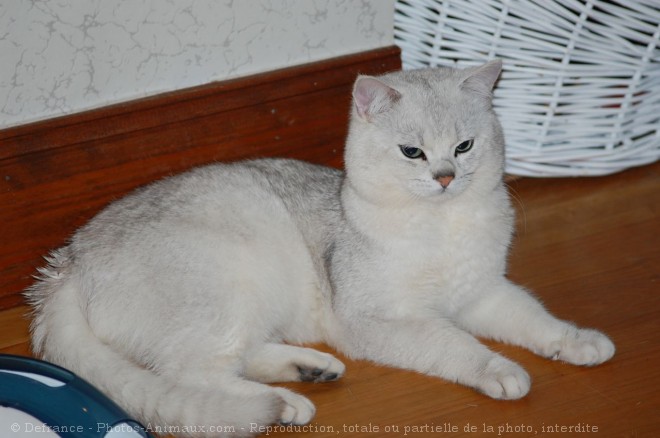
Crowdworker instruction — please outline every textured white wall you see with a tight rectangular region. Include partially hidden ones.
[0,0,395,129]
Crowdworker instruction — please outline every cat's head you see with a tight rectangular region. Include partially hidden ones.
[344,60,505,206]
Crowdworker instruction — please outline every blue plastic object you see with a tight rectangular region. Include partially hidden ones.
[0,354,152,437]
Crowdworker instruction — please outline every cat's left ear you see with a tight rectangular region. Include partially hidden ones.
[353,76,401,121]
[459,59,502,98]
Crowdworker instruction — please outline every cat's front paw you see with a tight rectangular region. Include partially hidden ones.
[549,328,615,366]
[476,356,530,400]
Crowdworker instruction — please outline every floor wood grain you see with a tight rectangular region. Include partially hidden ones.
[1,161,658,437]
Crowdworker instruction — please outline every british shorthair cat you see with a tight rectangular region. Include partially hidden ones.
[26,60,614,437]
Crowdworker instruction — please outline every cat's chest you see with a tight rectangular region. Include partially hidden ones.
[407,216,504,276]
[402,201,509,253]
[378,203,512,313]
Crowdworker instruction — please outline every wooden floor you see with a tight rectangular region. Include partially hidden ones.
[1,161,658,437]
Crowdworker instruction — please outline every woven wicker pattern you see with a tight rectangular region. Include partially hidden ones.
[394,0,660,176]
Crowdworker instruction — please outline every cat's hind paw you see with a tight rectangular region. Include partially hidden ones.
[550,328,615,366]
[243,344,345,384]
[298,365,340,382]
[273,388,316,425]
[296,350,345,383]
[476,356,530,400]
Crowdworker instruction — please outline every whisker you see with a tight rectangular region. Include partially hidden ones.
[505,180,527,235]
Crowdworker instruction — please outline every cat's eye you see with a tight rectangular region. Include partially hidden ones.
[454,139,474,156]
[399,145,427,160]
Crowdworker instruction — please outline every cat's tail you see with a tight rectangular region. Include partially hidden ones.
[25,248,283,437]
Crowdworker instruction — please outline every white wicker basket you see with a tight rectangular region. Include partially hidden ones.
[394,0,660,176]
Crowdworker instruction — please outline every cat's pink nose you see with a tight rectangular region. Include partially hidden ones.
[437,174,454,188]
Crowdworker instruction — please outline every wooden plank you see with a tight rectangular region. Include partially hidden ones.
[0,46,402,310]
[0,305,30,353]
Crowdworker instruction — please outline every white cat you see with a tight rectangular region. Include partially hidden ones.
[26,60,614,437]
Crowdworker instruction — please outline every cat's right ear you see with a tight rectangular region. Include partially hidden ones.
[352,76,401,121]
